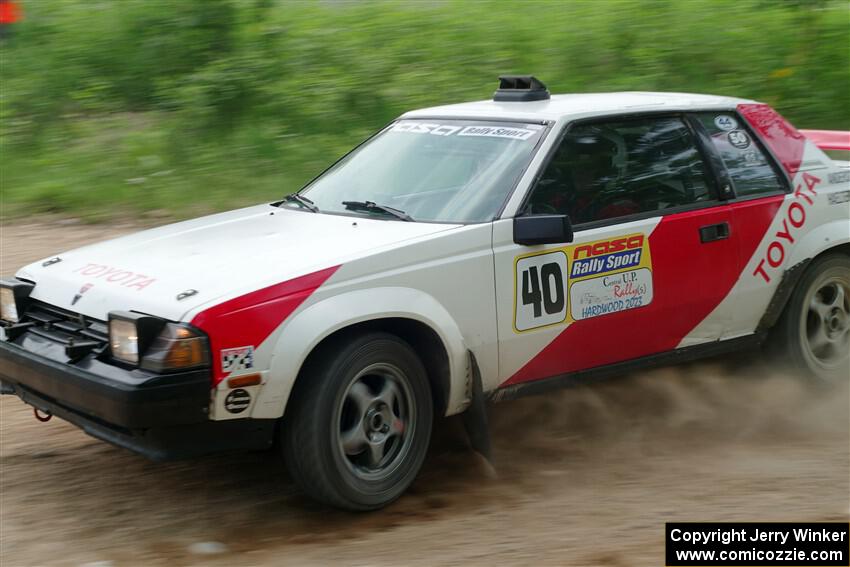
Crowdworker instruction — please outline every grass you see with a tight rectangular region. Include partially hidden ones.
[1,0,848,222]
[1,112,356,221]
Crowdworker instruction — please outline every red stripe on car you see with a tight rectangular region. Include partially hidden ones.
[799,129,850,152]
[504,196,784,386]
[738,103,806,176]
[191,266,339,386]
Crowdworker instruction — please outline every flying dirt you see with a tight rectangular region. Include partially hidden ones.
[1,219,848,567]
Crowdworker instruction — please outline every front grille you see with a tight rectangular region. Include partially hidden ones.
[21,300,109,350]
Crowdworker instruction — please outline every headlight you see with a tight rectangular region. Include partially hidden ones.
[108,311,209,372]
[109,317,140,364]
[0,280,34,324]
[0,288,18,323]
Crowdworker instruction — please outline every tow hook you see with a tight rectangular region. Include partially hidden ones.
[33,408,52,422]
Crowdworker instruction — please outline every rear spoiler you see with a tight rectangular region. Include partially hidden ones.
[799,129,850,152]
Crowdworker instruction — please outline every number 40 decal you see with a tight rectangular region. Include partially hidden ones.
[514,250,568,332]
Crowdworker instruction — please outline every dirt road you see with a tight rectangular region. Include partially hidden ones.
[1,220,848,567]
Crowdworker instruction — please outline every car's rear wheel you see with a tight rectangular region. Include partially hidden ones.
[283,332,433,510]
[774,254,850,383]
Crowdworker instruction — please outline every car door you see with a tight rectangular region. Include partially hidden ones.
[687,110,794,340]
[493,114,744,389]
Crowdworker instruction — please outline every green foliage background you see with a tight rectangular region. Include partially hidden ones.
[1,0,848,220]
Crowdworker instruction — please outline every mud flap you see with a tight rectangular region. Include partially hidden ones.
[756,259,810,331]
[462,351,492,463]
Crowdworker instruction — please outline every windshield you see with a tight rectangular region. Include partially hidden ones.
[298,119,547,223]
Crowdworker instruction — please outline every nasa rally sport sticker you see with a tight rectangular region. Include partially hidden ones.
[714,115,738,131]
[513,233,654,331]
[391,121,539,140]
[727,130,751,149]
[566,233,654,321]
[224,389,251,414]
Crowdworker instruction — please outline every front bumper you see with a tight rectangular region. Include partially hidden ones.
[0,333,274,460]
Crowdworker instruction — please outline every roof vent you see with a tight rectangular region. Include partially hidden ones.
[493,75,550,102]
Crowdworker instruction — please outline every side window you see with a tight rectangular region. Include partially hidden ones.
[695,112,785,197]
[525,117,714,225]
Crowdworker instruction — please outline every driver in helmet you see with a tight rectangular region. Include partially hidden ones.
[532,130,640,224]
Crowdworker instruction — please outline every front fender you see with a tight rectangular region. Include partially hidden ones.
[251,286,471,420]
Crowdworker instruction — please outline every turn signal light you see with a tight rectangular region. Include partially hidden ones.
[141,323,210,372]
[227,373,262,388]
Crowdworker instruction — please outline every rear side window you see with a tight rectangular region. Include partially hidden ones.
[525,116,714,225]
[695,113,785,197]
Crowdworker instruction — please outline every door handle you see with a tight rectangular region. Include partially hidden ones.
[699,221,730,243]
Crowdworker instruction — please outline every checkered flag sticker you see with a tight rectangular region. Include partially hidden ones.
[221,346,255,373]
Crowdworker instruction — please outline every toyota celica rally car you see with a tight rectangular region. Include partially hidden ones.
[2,77,849,510]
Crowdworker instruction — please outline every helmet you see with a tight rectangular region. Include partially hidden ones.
[562,127,626,173]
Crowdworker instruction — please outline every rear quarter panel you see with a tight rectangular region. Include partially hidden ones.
[685,124,850,343]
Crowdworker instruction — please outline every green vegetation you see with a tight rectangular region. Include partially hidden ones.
[1,0,848,221]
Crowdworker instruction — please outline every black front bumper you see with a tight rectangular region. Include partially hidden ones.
[0,335,274,460]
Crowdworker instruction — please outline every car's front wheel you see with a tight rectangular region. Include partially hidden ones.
[774,253,850,383]
[283,332,433,510]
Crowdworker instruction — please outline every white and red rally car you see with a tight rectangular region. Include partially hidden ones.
[2,77,849,510]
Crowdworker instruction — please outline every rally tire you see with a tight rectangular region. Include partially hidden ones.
[282,332,433,511]
[773,254,850,383]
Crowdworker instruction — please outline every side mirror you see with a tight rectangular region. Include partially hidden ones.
[513,214,574,246]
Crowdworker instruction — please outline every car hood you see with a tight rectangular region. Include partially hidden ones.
[16,205,459,321]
